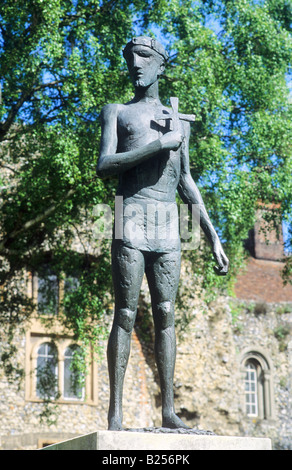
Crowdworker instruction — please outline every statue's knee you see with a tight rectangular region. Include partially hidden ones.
[155,301,174,330]
[115,308,136,333]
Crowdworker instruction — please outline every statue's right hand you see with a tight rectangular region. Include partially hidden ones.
[160,129,184,151]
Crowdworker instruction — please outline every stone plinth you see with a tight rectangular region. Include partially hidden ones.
[40,430,272,451]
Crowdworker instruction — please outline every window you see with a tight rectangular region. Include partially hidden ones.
[63,345,84,400]
[26,266,97,406]
[241,348,275,420]
[36,342,58,399]
[64,276,80,293]
[31,267,79,316]
[34,341,84,402]
[26,331,98,405]
[244,362,258,416]
[33,266,59,316]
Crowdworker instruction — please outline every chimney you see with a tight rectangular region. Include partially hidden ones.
[246,203,284,261]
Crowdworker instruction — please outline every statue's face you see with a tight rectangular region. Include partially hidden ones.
[125,45,164,88]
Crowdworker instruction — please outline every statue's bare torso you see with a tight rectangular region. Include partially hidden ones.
[113,101,183,252]
[116,101,181,203]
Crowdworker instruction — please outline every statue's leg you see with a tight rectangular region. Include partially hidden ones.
[107,242,145,430]
[146,250,189,429]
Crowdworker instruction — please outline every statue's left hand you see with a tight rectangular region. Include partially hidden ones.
[212,239,229,276]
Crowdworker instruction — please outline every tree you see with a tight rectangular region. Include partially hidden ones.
[0,0,291,394]
[154,0,292,292]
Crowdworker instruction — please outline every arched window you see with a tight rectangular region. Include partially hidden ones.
[26,333,98,405]
[244,361,259,416]
[36,342,58,399]
[241,348,275,420]
[63,345,84,400]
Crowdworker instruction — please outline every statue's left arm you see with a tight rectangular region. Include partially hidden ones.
[177,122,229,275]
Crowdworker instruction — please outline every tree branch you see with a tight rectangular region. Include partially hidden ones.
[33,80,63,92]
[0,187,76,254]
[0,162,21,175]
[0,88,34,141]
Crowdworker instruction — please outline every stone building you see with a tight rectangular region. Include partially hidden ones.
[0,212,291,450]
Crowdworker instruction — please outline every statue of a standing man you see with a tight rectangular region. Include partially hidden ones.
[97,36,229,431]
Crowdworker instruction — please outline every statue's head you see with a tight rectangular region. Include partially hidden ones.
[123,36,168,88]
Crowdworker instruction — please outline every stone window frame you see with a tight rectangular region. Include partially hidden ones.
[29,268,78,317]
[25,267,99,406]
[25,322,98,406]
[240,347,275,420]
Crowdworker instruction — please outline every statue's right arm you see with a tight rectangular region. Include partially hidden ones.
[96,104,183,178]
[96,104,162,178]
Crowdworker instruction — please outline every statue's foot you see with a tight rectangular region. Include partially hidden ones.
[108,415,123,431]
[162,413,190,429]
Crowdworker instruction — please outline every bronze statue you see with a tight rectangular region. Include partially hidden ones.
[97,36,229,431]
